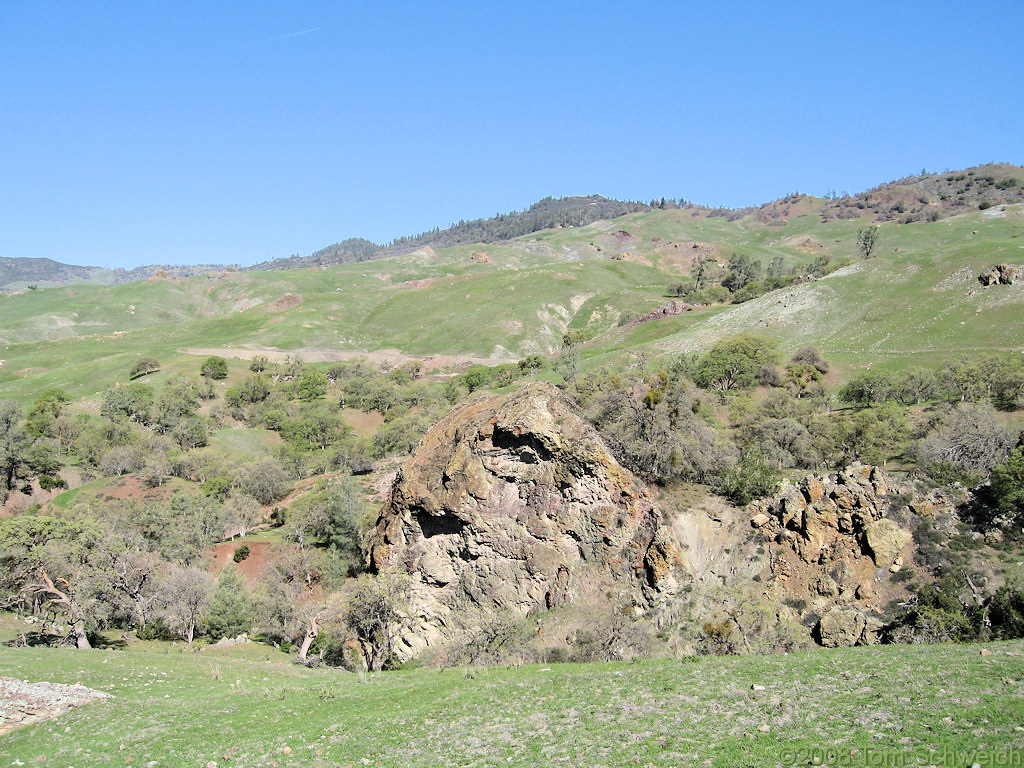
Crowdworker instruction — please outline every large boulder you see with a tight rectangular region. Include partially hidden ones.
[978,264,1020,286]
[367,383,680,659]
[816,608,867,648]
[863,518,912,567]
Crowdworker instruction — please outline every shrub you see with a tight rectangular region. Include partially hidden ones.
[200,356,229,380]
[462,365,494,393]
[790,346,829,374]
[698,620,739,655]
[206,569,254,640]
[38,474,67,491]
[987,447,1024,526]
[232,544,250,563]
[129,357,160,379]
[917,402,1016,479]
[714,450,779,505]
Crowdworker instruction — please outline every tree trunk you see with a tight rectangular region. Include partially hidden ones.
[298,628,317,664]
[298,608,327,665]
[73,620,91,650]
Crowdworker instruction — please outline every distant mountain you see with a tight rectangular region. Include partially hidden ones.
[0,257,98,288]
[379,194,652,255]
[247,238,379,272]
[248,195,653,271]
[5,165,1022,286]
[0,257,234,291]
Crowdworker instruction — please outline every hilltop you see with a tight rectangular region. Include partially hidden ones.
[4,164,1021,293]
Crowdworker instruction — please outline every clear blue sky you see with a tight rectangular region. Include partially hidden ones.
[2,2,1022,269]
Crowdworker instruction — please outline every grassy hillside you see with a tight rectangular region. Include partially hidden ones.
[0,636,1019,767]
[639,206,1024,371]
[1,170,1022,404]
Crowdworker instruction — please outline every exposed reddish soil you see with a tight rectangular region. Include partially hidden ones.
[210,540,286,582]
[270,293,303,310]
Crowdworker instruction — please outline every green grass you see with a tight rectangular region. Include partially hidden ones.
[208,427,282,458]
[1,204,1021,405]
[0,640,1021,767]
[48,475,201,511]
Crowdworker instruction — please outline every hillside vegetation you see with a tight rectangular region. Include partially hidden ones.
[1,164,1022,404]
[1,165,1023,757]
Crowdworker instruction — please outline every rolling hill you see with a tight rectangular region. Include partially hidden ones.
[0,165,1021,403]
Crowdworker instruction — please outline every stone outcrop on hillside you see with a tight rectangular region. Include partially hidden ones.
[978,264,1019,286]
[366,383,680,659]
[629,300,694,326]
[749,463,955,647]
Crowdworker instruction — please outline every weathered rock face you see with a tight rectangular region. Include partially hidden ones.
[816,608,883,648]
[750,463,956,647]
[367,383,680,659]
[978,264,1020,286]
[751,463,915,571]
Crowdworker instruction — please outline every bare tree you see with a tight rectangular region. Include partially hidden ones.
[157,566,213,644]
[343,572,412,671]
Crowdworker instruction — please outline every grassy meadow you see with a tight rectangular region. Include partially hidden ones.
[0,638,1021,767]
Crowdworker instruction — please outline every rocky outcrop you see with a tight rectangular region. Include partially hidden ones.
[816,608,883,648]
[630,300,695,326]
[749,463,955,647]
[751,463,914,570]
[978,264,1020,286]
[367,383,680,659]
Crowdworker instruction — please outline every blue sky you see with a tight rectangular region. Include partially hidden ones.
[1,2,1022,269]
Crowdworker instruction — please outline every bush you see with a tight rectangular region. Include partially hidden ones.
[462,365,494,393]
[232,544,250,563]
[206,570,254,640]
[790,346,829,374]
[698,620,739,655]
[917,402,1016,478]
[38,474,67,491]
[129,357,160,379]
[714,450,779,505]
[989,583,1024,639]
[200,356,229,380]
